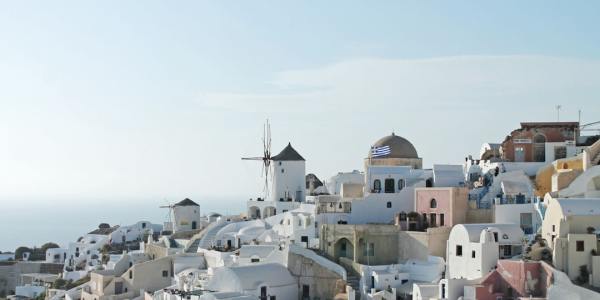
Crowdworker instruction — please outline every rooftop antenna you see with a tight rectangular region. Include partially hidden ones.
[556,105,562,122]
[242,119,273,199]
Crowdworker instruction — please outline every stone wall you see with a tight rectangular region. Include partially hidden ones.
[466,208,493,223]
[0,261,63,298]
[287,251,345,300]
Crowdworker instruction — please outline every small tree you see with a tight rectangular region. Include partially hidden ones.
[587,226,596,234]
[53,278,67,289]
[14,246,32,260]
[576,265,589,284]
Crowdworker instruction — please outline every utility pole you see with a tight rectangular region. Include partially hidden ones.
[556,105,562,122]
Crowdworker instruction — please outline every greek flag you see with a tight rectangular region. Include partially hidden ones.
[371,145,391,157]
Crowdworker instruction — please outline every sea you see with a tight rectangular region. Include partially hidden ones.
[0,196,244,252]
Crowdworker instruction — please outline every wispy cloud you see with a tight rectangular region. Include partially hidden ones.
[198,55,600,113]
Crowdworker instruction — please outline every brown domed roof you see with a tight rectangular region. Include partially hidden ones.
[368,133,418,159]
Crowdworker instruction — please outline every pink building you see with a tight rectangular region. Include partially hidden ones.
[414,187,468,228]
[468,260,554,300]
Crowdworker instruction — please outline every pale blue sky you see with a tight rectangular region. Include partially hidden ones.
[1,2,600,245]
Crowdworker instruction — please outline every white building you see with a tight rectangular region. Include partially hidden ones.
[173,198,201,232]
[267,205,317,248]
[247,143,306,219]
[108,220,162,244]
[446,223,524,280]
[205,263,297,299]
[325,170,364,195]
[46,248,67,264]
[312,133,434,226]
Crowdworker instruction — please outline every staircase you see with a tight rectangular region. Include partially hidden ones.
[592,151,600,166]
[185,238,201,253]
[346,272,361,299]
[197,221,230,250]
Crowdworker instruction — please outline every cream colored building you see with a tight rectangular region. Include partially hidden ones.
[541,196,600,287]
[82,256,175,300]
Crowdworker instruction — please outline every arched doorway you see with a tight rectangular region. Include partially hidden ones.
[249,206,261,219]
[533,134,546,162]
[334,238,354,260]
[426,178,433,187]
[384,178,395,193]
[263,206,276,218]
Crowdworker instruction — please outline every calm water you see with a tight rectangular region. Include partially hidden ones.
[0,196,244,252]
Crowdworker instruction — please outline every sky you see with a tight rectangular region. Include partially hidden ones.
[1,1,600,249]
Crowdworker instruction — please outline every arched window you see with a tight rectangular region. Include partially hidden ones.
[430,198,437,208]
[398,179,405,191]
[373,179,381,193]
[426,178,433,188]
[533,134,546,162]
[533,134,546,143]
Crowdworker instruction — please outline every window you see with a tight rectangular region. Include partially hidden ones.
[439,214,445,226]
[302,285,310,299]
[373,179,381,192]
[251,258,260,263]
[129,270,132,279]
[471,250,476,258]
[430,213,436,226]
[386,202,392,208]
[162,270,168,277]
[368,243,375,256]
[430,198,437,208]
[398,179,405,191]
[281,169,284,173]
[399,212,407,221]
[503,246,512,257]
[534,134,546,162]
[552,225,556,232]
[298,219,302,226]
[456,245,463,257]
[554,146,567,160]
[493,232,498,242]
[384,178,395,193]
[576,241,584,252]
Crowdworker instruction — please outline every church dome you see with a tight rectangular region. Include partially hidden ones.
[368,133,419,159]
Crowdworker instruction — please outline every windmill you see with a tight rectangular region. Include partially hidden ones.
[159,199,174,232]
[242,120,273,199]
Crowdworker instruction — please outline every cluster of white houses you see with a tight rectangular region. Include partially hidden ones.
[5,121,600,300]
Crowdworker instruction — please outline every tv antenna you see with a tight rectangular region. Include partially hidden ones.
[242,120,273,199]
[556,105,562,121]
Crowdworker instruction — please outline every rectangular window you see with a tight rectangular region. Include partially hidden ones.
[576,241,584,252]
[162,270,168,277]
[251,258,260,263]
[503,246,512,257]
[430,213,436,226]
[471,250,476,258]
[302,285,309,298]
[440,214,445,226]
[554,146,567,160]
[367,243,375,256]
[456,245,463,257]
[493,232,498,242]
[552,225,555,232]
